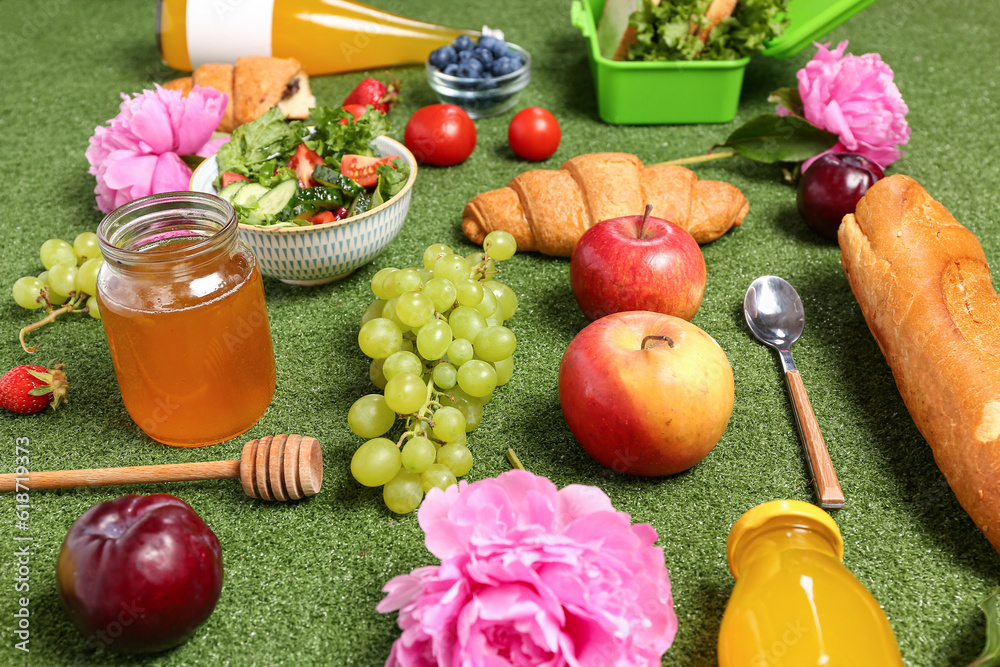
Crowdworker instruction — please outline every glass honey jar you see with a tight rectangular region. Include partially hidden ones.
[96,192,276,447]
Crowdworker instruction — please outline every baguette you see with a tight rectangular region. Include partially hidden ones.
[462,152,748,256]
[839,175,1000,551]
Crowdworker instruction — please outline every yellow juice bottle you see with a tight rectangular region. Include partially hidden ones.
[718,499,904,666]
[156,0,479,75]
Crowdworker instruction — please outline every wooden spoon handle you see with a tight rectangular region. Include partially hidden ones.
[0,460,241,492]
[785,369,846,509]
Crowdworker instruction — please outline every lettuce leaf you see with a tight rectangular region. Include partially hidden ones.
[216,108,305,181]
[370,159,410,209]
[629,0,789,62]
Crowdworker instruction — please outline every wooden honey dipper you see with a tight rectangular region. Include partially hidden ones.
[0,434,322,501]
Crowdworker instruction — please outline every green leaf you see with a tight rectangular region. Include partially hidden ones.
[767,87,803,116]
[712,113,838,163]
[969,588,1000,666]
[180,154,205,170]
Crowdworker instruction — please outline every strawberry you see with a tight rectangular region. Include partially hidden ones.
[0,363,69,414]
[342,73,401,114]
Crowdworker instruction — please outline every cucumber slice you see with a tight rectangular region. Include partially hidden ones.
[256,180,298,216]
[232,183,269,207]
[218,181,247,203]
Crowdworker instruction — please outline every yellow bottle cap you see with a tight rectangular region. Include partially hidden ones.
[726,499,845,578]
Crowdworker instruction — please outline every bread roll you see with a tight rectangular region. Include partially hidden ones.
[839,175,1000,551]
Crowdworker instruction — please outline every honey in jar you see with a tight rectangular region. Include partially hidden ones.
[96,192,276,447]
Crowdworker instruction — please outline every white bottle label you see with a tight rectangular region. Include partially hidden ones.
[186,0,275,66]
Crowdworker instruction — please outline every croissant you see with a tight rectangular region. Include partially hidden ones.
[462,152,749,256]
[164,57,316,133]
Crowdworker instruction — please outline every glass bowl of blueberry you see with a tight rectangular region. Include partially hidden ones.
[426,34,531,119]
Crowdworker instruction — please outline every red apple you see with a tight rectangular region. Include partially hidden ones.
[559,311,734,476]
[57,494,223,654]
[570,206,706,322]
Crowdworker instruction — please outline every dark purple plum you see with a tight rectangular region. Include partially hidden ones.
[797,153,885,241]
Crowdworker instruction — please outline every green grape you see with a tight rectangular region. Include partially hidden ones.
[485,316,501,328]
[351,438,402,487]
[449,306,487,342]
[416,320,453,360]
[358,318,403,359]
[370,267,397,299]
[432,406,466,442]
[12,277,44,310]
[393,268,423,294]
[474,326,517,362]
[473,286,497,318]
[457,360,497,398]
[395,290,434,328]
[454,277,484,307]
[439,386,483,431]
[348,394,398,438]
[433,254,471,283]
[447,338,474,366]
[37,270,49,284]
[87,295,101,320]
[401,436,437,473]
[384,372,427,415]
[437,443,474,477]
[424,278,457,312]
[466,251,498,280]
[381,296,404,328]
[75,257,103,296]
[48,263,78,296]
[400,338,416,353]
[370,358,387,389]
[493,356,514,386]
[417,268,434,285]
[73,231,102,262]
[383,470,424,514]
[421,464,458,493]
[485,281,518,320]
[422,243,452,269]
[431,362,457,390]
[360,299,386,326]
[484,230,517,261]
[49,290,71,306]
[39,239,76,270]
[382,350,424,381]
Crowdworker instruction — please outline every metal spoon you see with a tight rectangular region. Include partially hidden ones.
[744,276,845,509]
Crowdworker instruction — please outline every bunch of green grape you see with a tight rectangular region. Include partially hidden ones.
[12,233,104,320]
[349,230,519,514]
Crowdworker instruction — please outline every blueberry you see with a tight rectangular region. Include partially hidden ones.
[491,57,518,77]
[443,63,460,76]
[456,60,484,79]
[428,45,457,70]
[476,74,497,91]
[453,34,474,52]
[508,51,525,68]
[473,47,494,66]
[457,50,476,63]
[489,39,509,59]
[477,35,500,53]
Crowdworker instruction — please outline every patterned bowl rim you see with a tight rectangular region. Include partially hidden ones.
[189,134,418,236]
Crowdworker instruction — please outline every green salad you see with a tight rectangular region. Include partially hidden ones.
[214,106,411,228]
[629,0,789,62]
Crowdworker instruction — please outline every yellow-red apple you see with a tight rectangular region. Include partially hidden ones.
[559,311,734,476]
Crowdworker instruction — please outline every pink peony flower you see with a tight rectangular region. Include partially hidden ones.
[377,470,678,666]
[778,41,910,172]
[86,85,229,213]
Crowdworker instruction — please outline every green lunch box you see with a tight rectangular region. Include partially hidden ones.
[571,0,879,125]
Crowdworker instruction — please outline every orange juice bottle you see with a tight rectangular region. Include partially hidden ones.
[96,193,276,447]
[718,499,904,666]
[156,0,480,75]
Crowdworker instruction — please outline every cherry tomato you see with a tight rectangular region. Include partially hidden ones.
[339,104,370,125]
[508,107,561,161]
[404,104,476,167]
[341,154,400,188]
[287,143,323,187]
[308,211,336,225]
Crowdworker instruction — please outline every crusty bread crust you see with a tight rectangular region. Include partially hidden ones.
[840,174,1000,551]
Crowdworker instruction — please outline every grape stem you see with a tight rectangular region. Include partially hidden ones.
[19,290,90,353]
[397,379,441,448]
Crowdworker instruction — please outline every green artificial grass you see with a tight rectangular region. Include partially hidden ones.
[1,0,999,664]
